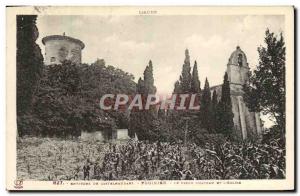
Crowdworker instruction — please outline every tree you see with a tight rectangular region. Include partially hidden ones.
[169,50,202,141]
[143,60,156,94]
[216,72,234,136]
[191,60,201,110]
[18,57,136,138]
[129,60,157,140]
[243,29,285,131]
[200,78,213,132]
[17,15,43,115]
[128,78,143,138]
[173,80,181,94]
[179,49,192,93]
[79,59,135,135]
[191,60,201,93]
[16,15,138,138]
[16,15,44,137]
[211,90,218,132]
[32,61,83,138]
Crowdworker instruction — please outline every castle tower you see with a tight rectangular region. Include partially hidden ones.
[42,33,85,65]
[227,46,262,140]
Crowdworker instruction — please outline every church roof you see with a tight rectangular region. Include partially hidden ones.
[227,46,248,67]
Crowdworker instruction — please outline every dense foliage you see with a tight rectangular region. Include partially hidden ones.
[244,29,286,132]
[18,60,136,138]
[191,61,201,94]
[17,15,44,136]
[216,72,234,136]
[168,50,234,143]
[129,60,158,140]
[200,78,213,132]
[179,49,192,93]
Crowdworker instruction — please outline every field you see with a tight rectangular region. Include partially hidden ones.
[17,137,286,181]
[17,137,111,180]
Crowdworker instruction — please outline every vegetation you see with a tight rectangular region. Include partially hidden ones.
[244,29,286,133]
[200,78,213,133]
[215,72,234,137]
[16,16,286,181]
[128,60,158,140]
[191,61,201,94]
[179,49,192,93]
[16,15,285,147]
[17,138,285,180]
[18,59,136,138]
[17,15,44,136]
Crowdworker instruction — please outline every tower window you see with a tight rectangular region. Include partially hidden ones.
[50,57,56,62]
[238,54,243,67]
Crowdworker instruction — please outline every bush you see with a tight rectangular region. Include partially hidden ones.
[193,132,227,147]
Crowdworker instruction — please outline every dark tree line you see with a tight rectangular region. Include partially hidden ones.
[163,49,235,143]
[127,49,235,143]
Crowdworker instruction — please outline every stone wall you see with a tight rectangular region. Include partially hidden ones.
[210,84,262,140]
[80,131,104,142]
[116,129,130,140]
[231,94,262,140]
[80,129,130,141]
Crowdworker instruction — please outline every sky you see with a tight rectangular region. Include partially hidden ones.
[36,15,284,95]
[36,15,284,127]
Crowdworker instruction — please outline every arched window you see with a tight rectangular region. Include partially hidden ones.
[238,54,243,67]
[58,46,68,62]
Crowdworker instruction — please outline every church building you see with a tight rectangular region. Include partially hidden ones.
[211,46,263,140]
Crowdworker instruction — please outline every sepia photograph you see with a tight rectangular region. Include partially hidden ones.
[6,6,294,191]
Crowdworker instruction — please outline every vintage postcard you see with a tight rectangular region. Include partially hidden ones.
[6,6,294,191]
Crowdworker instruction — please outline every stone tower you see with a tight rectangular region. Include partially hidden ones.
[227,46,262,140]
[42,33,85,65]
[227,46,249,89]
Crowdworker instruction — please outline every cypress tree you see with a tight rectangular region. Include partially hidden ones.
[221,73,231,105]
[216,72,234,136]
[191,60,201,108]
[129,60,157,140]
[173,80,181,94]
[137,77,145,95]
[129,79,143,138]
[191,60,201,93]
[179,49,192,93]
[200,78,213,132]
[211,90,218,132]
[143,60,156,94]
[17,15,44,137]
[17,15,43,116]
